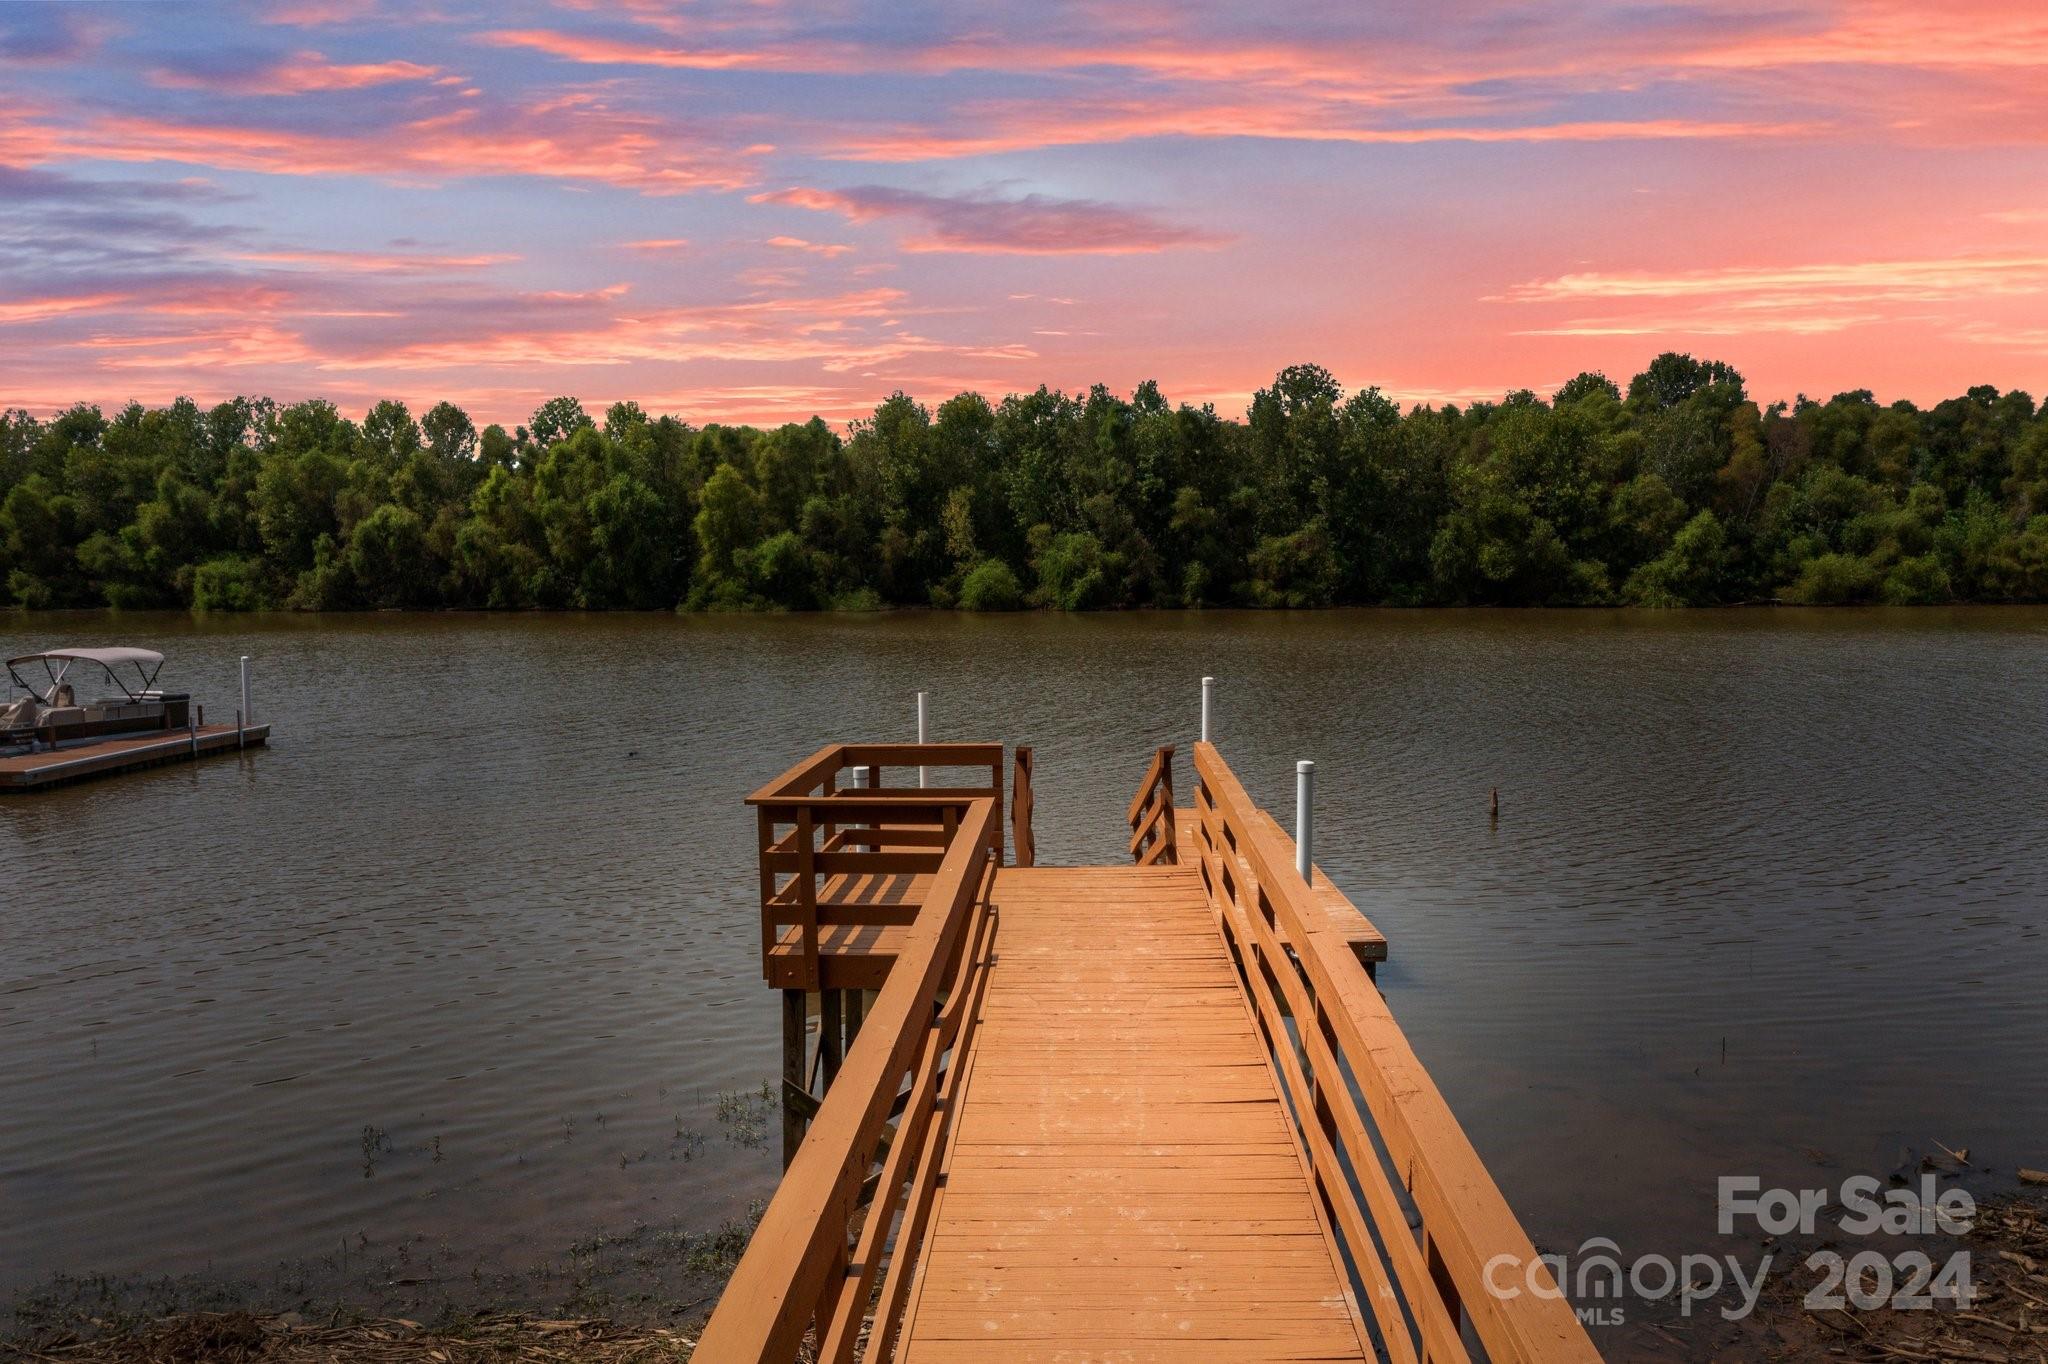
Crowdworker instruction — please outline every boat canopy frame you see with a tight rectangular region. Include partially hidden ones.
[6,648,166,704]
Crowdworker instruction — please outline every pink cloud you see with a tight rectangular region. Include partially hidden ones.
[767,235,853,257]
[817,103,1823,162]
[1499,253,2048,341]
[0,93,762,194]
[231,248,520,272]
[749,185,1229,255]
[476,28,775,71]
[147,51,442,95]
[257,0,382,26]
[0,291,131,325]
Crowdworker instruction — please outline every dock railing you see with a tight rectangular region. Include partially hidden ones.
[1125,742,1178,866]
[1191,741,1598,1364]
[697,793,999,1363]
[748,743,1005,990]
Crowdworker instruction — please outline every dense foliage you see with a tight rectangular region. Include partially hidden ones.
[4,355,2047,611]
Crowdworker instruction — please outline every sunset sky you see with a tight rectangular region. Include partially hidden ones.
[4,0,2047,428]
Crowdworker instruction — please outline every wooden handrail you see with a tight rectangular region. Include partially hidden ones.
[1126,744,1177,866]
[1011,745,1035,868]
[746,743,1006,804]
[751,744,1009,986]
[697,797,999,1363]
[1191,742,1599,1364]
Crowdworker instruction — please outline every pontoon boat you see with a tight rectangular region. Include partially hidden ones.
[2,648,191,749]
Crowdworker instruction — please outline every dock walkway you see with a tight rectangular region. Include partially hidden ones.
[697,740,1599,1364]
[900,864,1367,1361]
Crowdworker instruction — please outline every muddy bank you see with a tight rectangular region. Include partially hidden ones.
[2,1205,760,1364]
[1617,1189,2048,1361]
[0,1313,702,1363]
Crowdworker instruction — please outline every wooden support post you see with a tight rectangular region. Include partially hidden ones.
[844,988,865,1047]
[1011,746,1035,868]
[820,988,844,1087]
[781,989,807,1169]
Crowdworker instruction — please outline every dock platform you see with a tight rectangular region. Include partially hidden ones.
[902,863,1368,1360]
[0,722,269,792]
[698,740,1599,1363]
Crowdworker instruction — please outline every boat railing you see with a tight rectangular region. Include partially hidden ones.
[1190,741,1599,1364]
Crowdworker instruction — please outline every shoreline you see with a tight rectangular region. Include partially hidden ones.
[12,1191,2046,1362]
[11,598,2048,620]
[3,1205,760,1364]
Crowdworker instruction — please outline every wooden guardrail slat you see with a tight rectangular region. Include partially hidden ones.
[1192,741,1599,1364]
[697,797,996,1363]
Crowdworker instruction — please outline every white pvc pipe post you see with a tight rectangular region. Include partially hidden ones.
[1200,676,1214,743]
[240,656,252,726]
[848,764,872,842]
[916,690,929,788]
[1295,760,1316,884]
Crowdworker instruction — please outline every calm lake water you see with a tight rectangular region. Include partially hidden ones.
[4,609,2046,1343]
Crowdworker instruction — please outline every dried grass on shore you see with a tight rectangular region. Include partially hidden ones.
[0,1312,703,1364]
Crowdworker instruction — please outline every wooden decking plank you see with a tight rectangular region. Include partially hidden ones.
[896,864,1370,1363]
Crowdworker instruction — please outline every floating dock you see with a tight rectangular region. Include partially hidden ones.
[0,722,269,792]
[698,739,1598,1363]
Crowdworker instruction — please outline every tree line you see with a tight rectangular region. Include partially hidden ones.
[4,354,2047,612]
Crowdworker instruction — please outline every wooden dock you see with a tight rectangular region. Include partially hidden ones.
[699,741,1599,1363]
[0,722,269,792]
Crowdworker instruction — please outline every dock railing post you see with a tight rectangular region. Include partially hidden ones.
[916,690,928,788]
[1201,676,1213,743]
[1295,760,1315,883]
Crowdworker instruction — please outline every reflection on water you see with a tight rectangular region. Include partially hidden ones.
[3,609,2045,1328]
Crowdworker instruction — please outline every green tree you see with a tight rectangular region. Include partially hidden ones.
[530,396,592,449]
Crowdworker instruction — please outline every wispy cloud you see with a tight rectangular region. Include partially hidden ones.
[0,292,133,325]
[477,28,774,71]
[1501,254,2048,339]
[256,0,383,27]
[1502,256,2048,305]
[0,93,763,194]
[229,247,520,273]
[0,6,104,64]
[819,106,1819,161]
[767,235,853,257]
[750,185,1229,254]
[146,50,443,95]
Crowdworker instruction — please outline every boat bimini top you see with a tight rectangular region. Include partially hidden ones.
[6,647,166,705]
